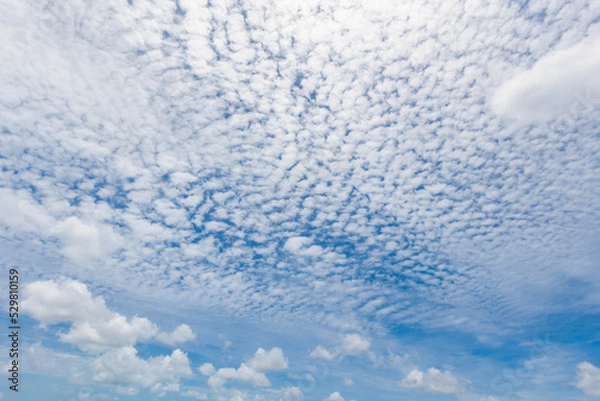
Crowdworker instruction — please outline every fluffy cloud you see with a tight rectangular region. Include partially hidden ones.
[0,189,121,262]
[339,334,371,356]
[309,346,337,361]
[574,361,600,397]
[202,347,288,389]
[207,364,270,388]
[23,279,113,325]
[323,392,344,401]
[23,279,193,352]
[199,362,217,376]
[247,347,288,371]
[309,334,370,360]
[491,34,600,122]
[399,367,463,394]
[156,324,196,346]
[92,346,192,396]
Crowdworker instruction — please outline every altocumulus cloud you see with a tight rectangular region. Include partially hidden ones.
[1,0,600,399]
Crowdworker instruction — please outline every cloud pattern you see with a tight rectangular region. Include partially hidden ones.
[1,0,600,399]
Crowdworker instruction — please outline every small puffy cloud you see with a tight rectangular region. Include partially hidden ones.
[208,364,270,388]
[156,324,196,346]
[203,347,288,389]
[323,392,344,401]
[199,362,216,376]
[490,34,600,122]
[340,334,370,356]
[92,346,192,396]
[248,347,288,371]
[284,236,312,252]
[343,378,353,386]
[310,333,370,361]
[309,345,337,360]
[574,361,600,397]
[399,368,462,394]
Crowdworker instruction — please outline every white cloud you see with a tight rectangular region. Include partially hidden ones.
[310,334,370,361]
[283,236,312,252]
[52,216,122,262]
[92,346,192,396]
[156,324,196,346]
[574,361,600,397]
[491,34,600,122]
[23,279,113,325]
[22,279,194,352]
[399,367,462,394]
[309,345,337,361]
[339,333,371,355]
[2,0,600,398]
[0,189,121,262]
[199,363,216,376]
[323,392,344,401]
[60,315,158,353]
[343,378,353,386]
[247,347,288,371]
[207,364,270,388]
[203,347,288,389]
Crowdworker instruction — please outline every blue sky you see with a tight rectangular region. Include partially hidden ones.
[1,0,600,400]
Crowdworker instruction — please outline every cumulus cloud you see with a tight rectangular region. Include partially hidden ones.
[491,34,600,122]
[323,391,344,401]
[309,346,337,361]
[207,364,270,388]
[339,333,371,355]
[92,346,192,396]
[247,347,288,371]
[202,347,288,389]
[574,361,600,397]
[156,324,196,346]
[199,362,217,376]
[23,279,192,352]
[309,334,370,360]
[399,367,463,394]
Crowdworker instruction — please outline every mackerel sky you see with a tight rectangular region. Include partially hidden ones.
[1,0,600,400]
